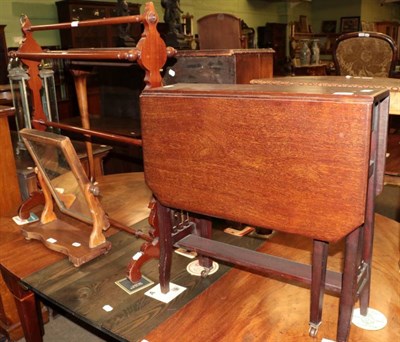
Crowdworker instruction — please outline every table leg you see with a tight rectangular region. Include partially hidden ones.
[0,266,43,342]
[157,201,173,293]
[359,182,375,314]
[336,227,361,342]
[309,239,328,337]
[195,217,213,270]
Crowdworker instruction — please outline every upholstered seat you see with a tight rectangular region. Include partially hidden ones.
[333,31,397,77]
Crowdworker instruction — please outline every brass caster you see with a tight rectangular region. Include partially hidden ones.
[200,268,211,278]
[309,326,318,338]
[308,322,321,338]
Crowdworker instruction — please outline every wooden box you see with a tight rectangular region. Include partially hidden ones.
[140,83,389,242]
[163,49,274,85]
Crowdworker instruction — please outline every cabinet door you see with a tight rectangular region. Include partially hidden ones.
[56,1,142,49]
[70,5,108,47]
[0,25,8,84]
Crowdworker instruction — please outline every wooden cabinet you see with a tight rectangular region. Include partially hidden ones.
[374,21,400,60]
[0,106,23,341]
[0,25,8,84]
[56,0,141,49]
[257,23,287,75]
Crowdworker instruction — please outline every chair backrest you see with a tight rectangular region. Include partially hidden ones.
[333,31,397,77]
[197,13,242,49]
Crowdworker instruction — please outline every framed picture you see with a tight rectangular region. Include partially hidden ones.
[299,15,309,33]
[321,20,337,34]
[340,16,360,33]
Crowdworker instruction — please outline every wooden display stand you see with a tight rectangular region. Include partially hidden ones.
[9,0,175,266]
[140,83,389,341]
[0,2,173,339]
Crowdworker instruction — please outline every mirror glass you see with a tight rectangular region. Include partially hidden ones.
[21,130,93,223]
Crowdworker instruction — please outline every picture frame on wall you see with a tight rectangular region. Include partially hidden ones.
[299,15,309,33]
[321,20,337,34]
[340,16,360,33]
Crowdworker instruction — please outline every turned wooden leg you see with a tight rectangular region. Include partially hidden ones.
[0,266,43,342]
[309,239,329,338]
[71,69,95,182]
[337,227,361,342]
[157,201,173,294]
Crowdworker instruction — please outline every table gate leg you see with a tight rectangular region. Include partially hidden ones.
[359,185,375,315]
[337,227,361,342]
[157,201,173,294]
[309,239,329,337]
[195,217,213,273]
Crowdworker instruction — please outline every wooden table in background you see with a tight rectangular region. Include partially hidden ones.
[250,75,400,115]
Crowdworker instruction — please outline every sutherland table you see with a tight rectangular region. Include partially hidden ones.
[139,83,390,342]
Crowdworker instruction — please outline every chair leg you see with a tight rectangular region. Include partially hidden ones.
[309,239,329,337]
[157,201,173,294]
[337,227,361,342]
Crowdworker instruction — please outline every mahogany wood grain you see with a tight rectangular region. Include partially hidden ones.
[70,69,95,181]
[33,119,142,146]
[140,83,389,242]
[234,50,274,83]
[0,106,21,217]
